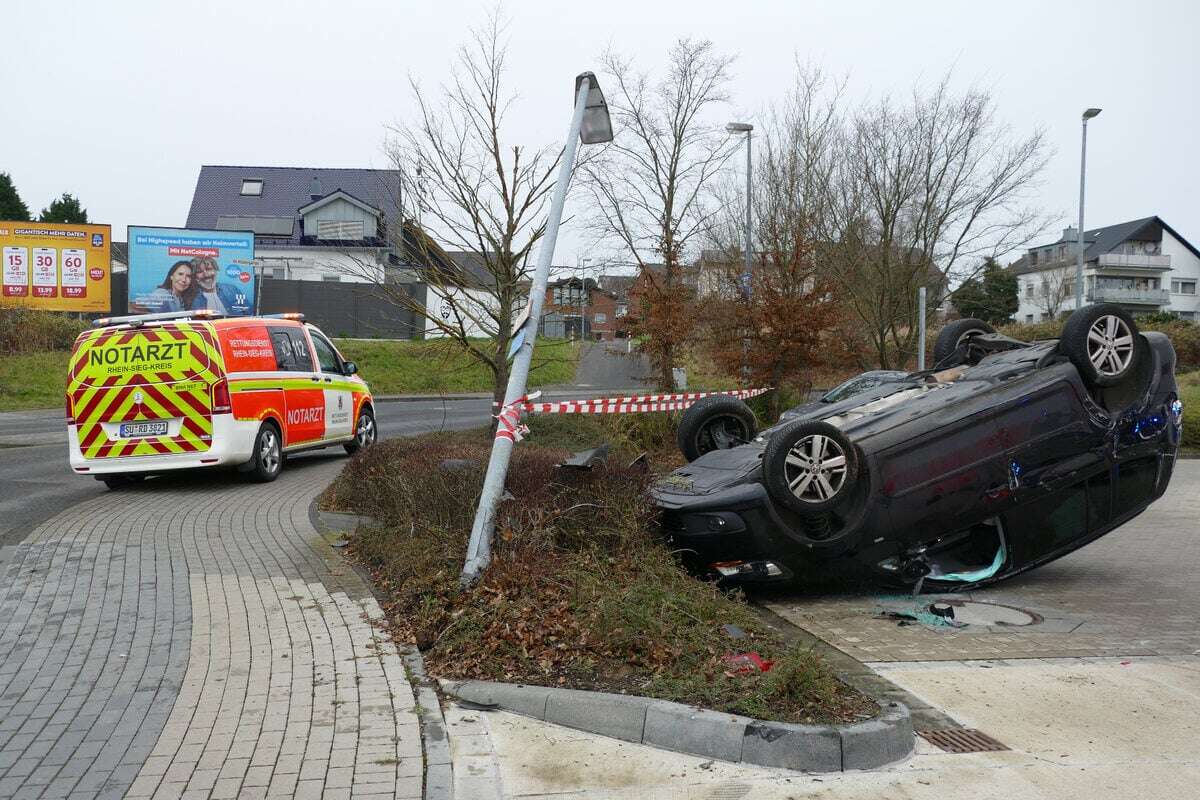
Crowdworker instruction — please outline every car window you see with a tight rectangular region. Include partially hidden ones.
[309,331,343,374]
[822,373,904,403]
[269,329,297,370]
[286,329,314,372]
[268,328,315,372]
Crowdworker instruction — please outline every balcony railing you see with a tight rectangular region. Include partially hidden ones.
[1096,253,1172,270]
[1086,287,1171,305]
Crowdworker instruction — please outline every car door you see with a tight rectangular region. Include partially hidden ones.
[268,325,324,446]
[306,328,354,440]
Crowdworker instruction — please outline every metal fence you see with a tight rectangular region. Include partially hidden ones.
[109,274,426,339]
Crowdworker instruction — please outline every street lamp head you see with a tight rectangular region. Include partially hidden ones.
[1083,108,1102,120]
[576,72,614,144]
[726,122,754,133]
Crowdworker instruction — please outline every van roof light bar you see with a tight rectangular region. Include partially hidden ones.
[92,310,230,328]
[260,313,306,322]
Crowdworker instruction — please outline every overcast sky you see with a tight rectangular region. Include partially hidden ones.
[4,0,1197,265]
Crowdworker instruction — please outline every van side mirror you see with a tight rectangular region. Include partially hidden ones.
[343,361,358,375]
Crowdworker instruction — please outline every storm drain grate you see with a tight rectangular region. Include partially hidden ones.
[916,728,1009,753]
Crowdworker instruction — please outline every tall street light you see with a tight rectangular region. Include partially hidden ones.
[461,72,614,584]
[726,122,754,299]
[1076,108,1102,309]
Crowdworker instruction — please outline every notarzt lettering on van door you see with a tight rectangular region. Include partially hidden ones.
[88,342,188,366]
[287,407,324,425]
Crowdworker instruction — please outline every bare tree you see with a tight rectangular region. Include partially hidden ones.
[1034,265,1074,319]
[702,65,846,407]
[584,39,737,389]
[338,11,566,405]
[823,75,1051,368]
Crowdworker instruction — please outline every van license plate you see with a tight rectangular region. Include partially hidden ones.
[119,422,168,438]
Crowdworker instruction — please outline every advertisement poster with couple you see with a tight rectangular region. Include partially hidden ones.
[127,226,256,316]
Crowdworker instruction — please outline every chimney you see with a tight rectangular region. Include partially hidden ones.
[1062,226,1079,242]
[309,175,323,202]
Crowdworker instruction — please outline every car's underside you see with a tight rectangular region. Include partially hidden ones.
[655,306,1183,591]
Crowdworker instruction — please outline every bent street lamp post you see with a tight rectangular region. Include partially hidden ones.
[1076,107,1101,309]
[461,73,613,584]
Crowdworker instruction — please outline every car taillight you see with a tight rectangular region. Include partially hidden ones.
[212,379,232,414]
[65,392,75,425]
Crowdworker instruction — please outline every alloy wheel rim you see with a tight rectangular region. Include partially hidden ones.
[783,434,847,503]
[1086,315,1134,376]
[261,430,280,473]
[956,328,988,350]
[357,415,375,447]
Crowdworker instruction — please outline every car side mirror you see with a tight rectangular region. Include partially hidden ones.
[343,361,358,375]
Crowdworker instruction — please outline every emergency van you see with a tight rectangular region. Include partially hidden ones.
[66,311,375,488]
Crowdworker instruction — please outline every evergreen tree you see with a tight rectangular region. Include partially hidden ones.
[0,173,31,221]
[39,193,88,224]
[954,258,1018,324]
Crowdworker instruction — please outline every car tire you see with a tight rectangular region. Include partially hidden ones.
[344,407,377,455]
[933,319,996,368]
[246,422,283,483]
[676,395,758,462]
[763,420,859,515]
[99,475,143,491]
[1059,303,1140,388]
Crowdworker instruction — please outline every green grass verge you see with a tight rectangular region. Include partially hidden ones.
[0,352,69,412]
[334,338,580,395]
[0,338,582,411]
[1179,371,1199,451]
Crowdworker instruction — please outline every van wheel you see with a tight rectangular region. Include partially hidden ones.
[344,408,377,455]
[246,423,283,482]
[99,475,144,491]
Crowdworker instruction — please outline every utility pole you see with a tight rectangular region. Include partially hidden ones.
[461,73,613,584]
[1076,108,1102,309]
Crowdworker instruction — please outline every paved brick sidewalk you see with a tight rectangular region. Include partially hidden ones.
[768,460,1200,663]
[0,456,421,799]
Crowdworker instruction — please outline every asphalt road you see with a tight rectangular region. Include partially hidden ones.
[0,398,495,548]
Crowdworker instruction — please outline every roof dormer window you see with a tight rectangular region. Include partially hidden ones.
[240,179,264,196]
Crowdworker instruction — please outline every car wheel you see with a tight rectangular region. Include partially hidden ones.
[344,407,377,455]
[676,396,758,462]
[246,422,283,483]
[763,420,859,515]
[1060,303,1140,388]
[99,475,144,491]
[933,318,996,368]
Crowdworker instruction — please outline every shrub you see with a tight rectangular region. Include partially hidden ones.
[0,308,88,355]
[998,316,1200,373]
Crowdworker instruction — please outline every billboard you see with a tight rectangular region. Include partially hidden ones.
[128,226,256,316]
[0,221,111,312]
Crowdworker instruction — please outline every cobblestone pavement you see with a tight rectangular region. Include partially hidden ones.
[0,454,421,800]
[768,460,1200,663]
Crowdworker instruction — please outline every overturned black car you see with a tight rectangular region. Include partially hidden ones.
[654,304,1183,591]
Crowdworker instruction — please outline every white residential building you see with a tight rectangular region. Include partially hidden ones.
[1010,216,1200,322]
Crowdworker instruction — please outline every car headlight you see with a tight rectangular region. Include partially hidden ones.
[1170,398,1184,426]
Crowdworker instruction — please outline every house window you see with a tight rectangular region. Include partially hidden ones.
[593,313,607,324]
[615,303,628,318]
[321,274,341,282]
[316,220,365,239]
[1025,282,1034,298]
[552,286,583,306]
[1171,279,1196,295]
[1030,251,1039,266]
[240,179,263,196]
[1176,311,1196,320]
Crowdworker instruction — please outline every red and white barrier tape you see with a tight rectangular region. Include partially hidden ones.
[523,387,771,415]
[494,390,542,442]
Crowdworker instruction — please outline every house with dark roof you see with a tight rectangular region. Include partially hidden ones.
[1008,216,1200,322]
[185,165,404,283]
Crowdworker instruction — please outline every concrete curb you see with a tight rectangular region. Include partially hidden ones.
[440,680,912,773]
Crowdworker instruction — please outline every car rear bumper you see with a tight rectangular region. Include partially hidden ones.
[68,414,259,475]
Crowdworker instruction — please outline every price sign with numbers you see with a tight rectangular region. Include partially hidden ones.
[32,247,58,298]
[0,222,110,311]
[61,248,87,298]
[2,246,28,297]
